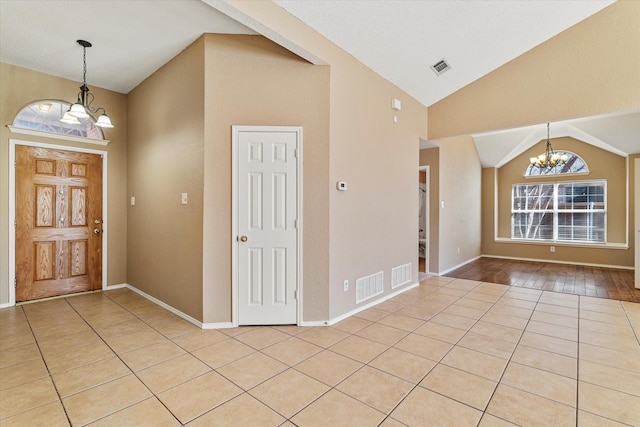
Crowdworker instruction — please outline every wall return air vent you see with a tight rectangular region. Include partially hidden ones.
[430,58,451,76]
[356,271,384,304]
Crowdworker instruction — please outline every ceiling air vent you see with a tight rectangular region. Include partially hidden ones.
[431,58,451,76]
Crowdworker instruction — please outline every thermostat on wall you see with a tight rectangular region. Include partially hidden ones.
[337,181,348,191]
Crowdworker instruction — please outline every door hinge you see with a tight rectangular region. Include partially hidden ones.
[294,290,298,300]
[294,148,298,159]
[14,219,17,228]
[294,219,297,229]
[14,278,17,288]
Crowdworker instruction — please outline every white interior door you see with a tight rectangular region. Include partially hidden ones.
[235,126,300,325]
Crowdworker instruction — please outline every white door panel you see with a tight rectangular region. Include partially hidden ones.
[236,128,299,325]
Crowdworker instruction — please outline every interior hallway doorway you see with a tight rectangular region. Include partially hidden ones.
[419,166,429,281]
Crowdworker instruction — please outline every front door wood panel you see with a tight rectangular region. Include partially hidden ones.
[16,145,102,302]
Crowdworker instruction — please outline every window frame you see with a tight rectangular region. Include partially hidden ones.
[525,150,588,178]
[8,99,109,146]
[511,179,607,244]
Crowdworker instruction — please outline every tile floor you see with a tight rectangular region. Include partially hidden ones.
[1,277,640,426]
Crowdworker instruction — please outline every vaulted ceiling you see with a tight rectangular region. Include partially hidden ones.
[1,0,635,163]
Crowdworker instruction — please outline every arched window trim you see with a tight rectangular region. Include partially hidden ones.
[8,99,109,146]
[524,150,588,178]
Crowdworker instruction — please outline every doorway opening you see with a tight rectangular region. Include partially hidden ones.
[419,166,430,281]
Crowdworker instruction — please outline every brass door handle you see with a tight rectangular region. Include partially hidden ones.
[240,235,248,242]
[94,219,103,224]
[94,229,102,235]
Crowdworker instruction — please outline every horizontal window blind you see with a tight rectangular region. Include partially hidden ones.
[511,181,606,243]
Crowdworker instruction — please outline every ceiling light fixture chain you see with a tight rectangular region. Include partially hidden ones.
[82,40,87,85]
[529,122,567,171]
[60,39,114,128]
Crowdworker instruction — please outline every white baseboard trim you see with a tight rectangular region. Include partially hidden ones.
[106,284,236,329]
[119,284,204,328]
[300,320,331,327]
[202,322,234,329]
[323,281,420,327]
[0,302,13,309]
[104,283,127,290]
[439,256,482,276]
[481,254,634,271]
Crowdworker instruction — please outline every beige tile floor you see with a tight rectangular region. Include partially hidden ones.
[1,276,640,426]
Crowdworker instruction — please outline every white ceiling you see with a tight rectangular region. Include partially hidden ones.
[1,0,636,163]
[273,0,613,107]
[470,109,640,167]
[0,0,255,94]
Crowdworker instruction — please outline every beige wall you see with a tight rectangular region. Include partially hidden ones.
[0,63,128,305]
[498,138,627,243]
[202,34,330,323]
[127,39,205,320]
[433,136,482,273]
[419,148,439,273]
[210,2,428,321]
[483,137,632,267]
[428,1,640,139]
[326,45,426,318]
[420,140,484,275]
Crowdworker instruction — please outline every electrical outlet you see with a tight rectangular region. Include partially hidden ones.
[457,247,460,254]
[550,246,556,253]
[343,280,349,292]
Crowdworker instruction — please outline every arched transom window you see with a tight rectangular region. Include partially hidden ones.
[11,100,104,141]
[525,151,588,177]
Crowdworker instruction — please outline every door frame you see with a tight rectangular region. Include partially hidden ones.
[8,139,108,306]
[635,158,640,289]
[419,165,430,275]
[231,126,303,327]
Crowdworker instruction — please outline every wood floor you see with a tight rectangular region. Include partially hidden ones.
[445,257,640,303]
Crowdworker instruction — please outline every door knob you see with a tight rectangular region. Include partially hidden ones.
[240,235,248,242]
[94,229,102,235]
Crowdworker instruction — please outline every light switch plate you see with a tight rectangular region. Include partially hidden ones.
[181,193,188,205]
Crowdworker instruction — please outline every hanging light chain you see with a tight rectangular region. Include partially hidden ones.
[62,39,114,128]
[82,43,87,86]
[529,122,568,170]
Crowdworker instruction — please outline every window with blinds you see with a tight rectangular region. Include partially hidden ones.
[511,181,606,243]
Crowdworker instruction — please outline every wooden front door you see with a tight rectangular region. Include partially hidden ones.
[16,145,103,302]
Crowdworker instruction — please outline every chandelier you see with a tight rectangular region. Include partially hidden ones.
[61,40,114,128]
[529,122,567,169]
